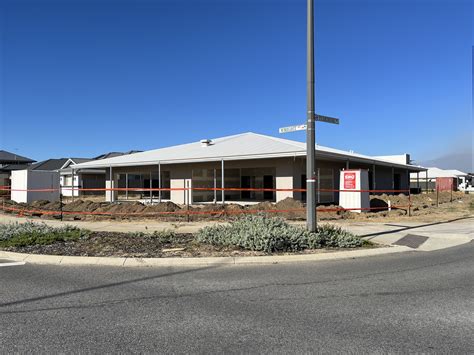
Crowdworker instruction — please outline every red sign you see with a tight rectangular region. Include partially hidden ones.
[344,172,356,189]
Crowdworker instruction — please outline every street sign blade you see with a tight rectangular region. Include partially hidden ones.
[278,124,307,134]
[315,114,339,125]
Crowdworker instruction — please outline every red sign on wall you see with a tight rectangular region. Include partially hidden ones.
[344,172,356,189]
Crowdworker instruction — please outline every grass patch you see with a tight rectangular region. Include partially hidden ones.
[196,214,365,252]
[0,222,89,248]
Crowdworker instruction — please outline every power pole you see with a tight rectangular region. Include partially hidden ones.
[306,0,317,231]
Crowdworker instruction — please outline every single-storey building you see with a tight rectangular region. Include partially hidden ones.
[410,167,471,192]
[9,151,143,202]
[60,151,142,196]
[0,150,36,187]
[70,132,426,205]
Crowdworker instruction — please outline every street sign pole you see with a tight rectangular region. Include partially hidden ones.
[306,0,317,232]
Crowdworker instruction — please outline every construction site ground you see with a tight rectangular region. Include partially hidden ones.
[0,191,472,226]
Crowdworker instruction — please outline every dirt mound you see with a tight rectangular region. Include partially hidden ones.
[30,200,50,208]
[225,204,244,212]
[317,204,349,220]
[42,201,63,211]
[63,199,106,212]
[274,198,305,220]
[253,201,275,210]
[275,197,304,210]
[143,201,181,213]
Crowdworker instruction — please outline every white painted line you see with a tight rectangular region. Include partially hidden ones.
[0,261,26,267]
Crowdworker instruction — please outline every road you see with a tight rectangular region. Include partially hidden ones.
[1,242,473,353]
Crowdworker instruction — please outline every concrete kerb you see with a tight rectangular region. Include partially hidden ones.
[0,245,413,268]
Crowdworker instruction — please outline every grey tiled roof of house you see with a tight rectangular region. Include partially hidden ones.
[29,158,70,171]
[0,150,35,164]
[0,163,32,172]
[93,150,142,160]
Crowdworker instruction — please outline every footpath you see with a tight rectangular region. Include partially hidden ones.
[0,214,472,267]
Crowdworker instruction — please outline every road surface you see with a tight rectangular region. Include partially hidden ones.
[1,242,473,353]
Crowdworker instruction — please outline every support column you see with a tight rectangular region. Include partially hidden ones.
[125,173,129,200]
[276,164,294,202]
[213,168,217,203]
[221,159,225,204]
[158,162,161,203]
[425,170,428,192]
[416,172,420,189]
[345,160,349,170]
[149,171,153,204]
[106,166,117,202]
[71,169,75,201]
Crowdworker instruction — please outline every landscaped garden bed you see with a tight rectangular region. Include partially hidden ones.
[0,215,374,258]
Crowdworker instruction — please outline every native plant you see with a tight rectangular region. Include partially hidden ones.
[196,214,364,252]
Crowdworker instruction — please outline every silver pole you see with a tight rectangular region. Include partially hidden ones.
[306,0,316,232]
[416,172,419,189]
[221,159,225,204]
[214,168,217,203]
[425,170,428,192]
[71,168,75,202]
[149,171,153,204]
[110,166,114,203]
[158,162,161,203]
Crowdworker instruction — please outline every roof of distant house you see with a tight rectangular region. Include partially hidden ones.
[29,158,71,171]
[0,150,35,164]
[410,167,468,178]
[93,150,142,160]
[0,163,32,172]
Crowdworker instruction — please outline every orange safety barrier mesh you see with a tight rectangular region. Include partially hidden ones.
[1,185,410,194]
[0,204,411,218]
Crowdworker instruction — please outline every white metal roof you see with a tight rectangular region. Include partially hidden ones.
[410,167,468,179]
[71,132,425,171]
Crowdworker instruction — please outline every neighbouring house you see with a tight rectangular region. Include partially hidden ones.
[0,150,36,188]
[70,132,426,205]
[60,151,142,196]
[410,167,471,192]
[12,151,143,198]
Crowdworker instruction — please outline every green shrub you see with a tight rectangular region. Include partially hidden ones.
[0,221,89,248]
[196,214,363,252]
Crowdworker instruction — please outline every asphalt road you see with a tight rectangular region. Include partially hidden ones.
[1,243,473,353]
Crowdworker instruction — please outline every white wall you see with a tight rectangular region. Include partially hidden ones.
[11,170,60,203]
[10,170,28,203]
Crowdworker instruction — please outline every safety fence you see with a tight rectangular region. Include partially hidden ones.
[0,185,412,220]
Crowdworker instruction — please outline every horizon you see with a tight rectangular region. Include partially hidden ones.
[0,0,472,171]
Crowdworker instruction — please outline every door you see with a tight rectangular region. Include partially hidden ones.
[241,176,251,200]
[263,175,274,200]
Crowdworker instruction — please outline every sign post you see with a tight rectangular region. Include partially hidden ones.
[279,1,339,232]
[306,0,316,232]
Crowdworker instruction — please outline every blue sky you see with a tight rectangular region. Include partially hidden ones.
[0,0,472,168]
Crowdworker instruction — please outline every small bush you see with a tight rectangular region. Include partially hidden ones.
[196,214,363,252]
[0,221,89,248]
